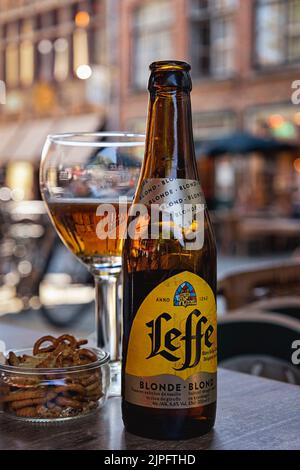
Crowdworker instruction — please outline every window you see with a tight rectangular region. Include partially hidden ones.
[37,38,54,82]
[89,0,106,67]
[289,0,300,60]
[20,19,34,87]
[89,27,104,65]
[37,12,56,82]
[193,110,237,139]
[189,0,237,78]
[255,0,300,67]
[73,28,89,73]
[132,1,174,90]
[5,23,19,88]
[54,37,69,82]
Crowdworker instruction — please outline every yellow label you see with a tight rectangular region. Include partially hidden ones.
[125,271,217,381]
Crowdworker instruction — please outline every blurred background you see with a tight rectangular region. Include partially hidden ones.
[0,0,300,383]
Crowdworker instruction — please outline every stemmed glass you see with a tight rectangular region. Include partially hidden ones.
[40,133,145,394]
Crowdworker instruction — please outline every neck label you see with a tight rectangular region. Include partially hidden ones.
[139,178,205,230]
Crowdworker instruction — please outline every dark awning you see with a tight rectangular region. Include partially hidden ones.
[199,131,298,157]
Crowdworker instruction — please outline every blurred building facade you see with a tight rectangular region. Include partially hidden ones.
[119,0,300,141]
[0,0,119,196]
[0,0,300,209]
[117,0,300,212]
[1,0,300,149]
[0,0,116,187]
[0,0,111,119]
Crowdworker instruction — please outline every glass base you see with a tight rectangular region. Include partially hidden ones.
[109,360,121,397]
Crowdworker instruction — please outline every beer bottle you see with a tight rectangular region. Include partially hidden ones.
[122,61,217,440]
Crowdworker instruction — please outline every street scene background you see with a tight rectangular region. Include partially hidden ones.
[0,0,300,383]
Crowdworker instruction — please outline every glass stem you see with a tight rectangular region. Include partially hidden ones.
[94,270,122,363]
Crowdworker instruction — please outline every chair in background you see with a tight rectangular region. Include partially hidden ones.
[218,312,300,385]
[218,260,300,311]
[234,218,300,255]
[0,200,56,309]
[232,296,300,321]
[39,239,94,328]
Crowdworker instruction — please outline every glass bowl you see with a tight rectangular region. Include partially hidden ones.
[0,347,110,422]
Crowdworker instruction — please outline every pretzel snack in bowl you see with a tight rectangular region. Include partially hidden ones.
[0,335,110,421]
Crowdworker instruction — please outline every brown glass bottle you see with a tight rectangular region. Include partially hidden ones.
[122,61,217,440]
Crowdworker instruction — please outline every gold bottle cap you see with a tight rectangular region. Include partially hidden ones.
[149,60,191,72]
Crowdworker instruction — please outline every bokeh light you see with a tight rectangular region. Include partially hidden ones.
[76,64,92,80]
[29,296,41,310]
[11,188,24,202]
[4,272,20,286]
[294,112,300,126]
[38,39,52,55]
[18,260,32,276]
[54,38,68,52]
[293,158,300,173]
[75,11,90,28]
[0,186,11,201]
[268,114,285,129]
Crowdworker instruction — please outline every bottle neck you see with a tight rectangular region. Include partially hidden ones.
[142,89,198,180]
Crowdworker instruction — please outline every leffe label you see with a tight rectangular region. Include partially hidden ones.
[125,271,217,409]
[138,178,205,229]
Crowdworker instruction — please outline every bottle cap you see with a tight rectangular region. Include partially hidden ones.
[148,60,192,92]
[149,60,191,72]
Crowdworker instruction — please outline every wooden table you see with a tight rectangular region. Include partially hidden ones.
[1,368,299,450]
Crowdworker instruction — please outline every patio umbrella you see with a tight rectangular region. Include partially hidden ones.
[200,131,297,157]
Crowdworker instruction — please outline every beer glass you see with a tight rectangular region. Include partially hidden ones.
[40,133,145,394]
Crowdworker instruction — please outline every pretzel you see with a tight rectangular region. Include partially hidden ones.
[11,397,46,410]
[86,381,100,393]
[85,400,98,410]
[4,375,40,388]
[54,384,85,396]
[36,357,57,368]
[7,352,20,366]
[86,386,103,398]
[15,406,38,418]
[56,396,83,410]
[0,388,46,403]
[47,401,56,410]
[76,372,101,387]
[55,350,77,368]
[76,339,88,348]
[10,389,57,410]
[0,384,10,394]
[2,334,102,420]
[36,343,73,368]
[55,334,77,349]
[33,336,57,355]
[76,348,97,364]
[36,404,63,418]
